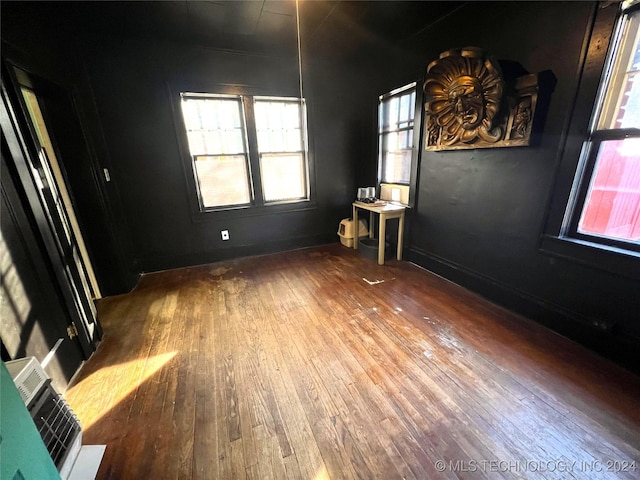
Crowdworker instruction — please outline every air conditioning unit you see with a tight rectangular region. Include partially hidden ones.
[6,357,103,480]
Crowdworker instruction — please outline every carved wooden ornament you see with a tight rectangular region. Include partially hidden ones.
[424,47,540,150]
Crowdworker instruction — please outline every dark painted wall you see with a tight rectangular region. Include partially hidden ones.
[1,3,139,296]
[1,2,370,286]
[351,1,640,370]
[2,2,638,371]
[82,37,340,272]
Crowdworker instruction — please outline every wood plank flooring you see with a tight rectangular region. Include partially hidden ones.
[64,244,640,479]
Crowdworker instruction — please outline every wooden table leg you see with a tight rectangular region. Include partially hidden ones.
[378,213,386,265]
[353,204,358,250]
[397,211,405,261]
[369,211,374,239]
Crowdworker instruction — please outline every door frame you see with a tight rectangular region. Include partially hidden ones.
[19,82,102,301]
[2,149,86,389]
[1,63,97,358]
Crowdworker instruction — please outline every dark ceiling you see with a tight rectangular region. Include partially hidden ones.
[4,1,465,57]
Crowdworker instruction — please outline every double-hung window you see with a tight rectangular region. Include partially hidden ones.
[378,83,416,185]
[542,0,640,277]
[181,94,251,208]
[564,1,640,251]
[180,93,309,211]
[254,97,309,202]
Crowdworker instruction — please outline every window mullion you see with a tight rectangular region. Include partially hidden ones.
[243,96,263,206]
[380,125,414,135]
[591,128,640,141]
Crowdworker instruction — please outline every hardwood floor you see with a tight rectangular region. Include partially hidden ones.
[64,244,640,479]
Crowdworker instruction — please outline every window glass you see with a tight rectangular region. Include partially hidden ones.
[578,138,640,241]
[254,98,308,202]
[565,3,640,250]
[254,99,304,153]
[182,96,245,155]
[596,10,640,130]
[194,155,251,207]
[260,153,307,202]
[181,94,251,208]
[399,91,415,128]
[181,93,309,209]
[378,84,416,185]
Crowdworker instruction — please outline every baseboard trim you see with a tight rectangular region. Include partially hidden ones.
[139,233,334,274]
[406,246,640,374]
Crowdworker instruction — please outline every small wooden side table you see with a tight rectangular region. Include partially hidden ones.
[352,201,406,265]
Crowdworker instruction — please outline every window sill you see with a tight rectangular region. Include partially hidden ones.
[190,199,317,223]
[539,234,640,280]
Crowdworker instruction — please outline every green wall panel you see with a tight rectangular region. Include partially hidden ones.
[0,362,59,480]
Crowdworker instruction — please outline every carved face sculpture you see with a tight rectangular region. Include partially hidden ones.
[448,76,485,130]
[424,48,504,146]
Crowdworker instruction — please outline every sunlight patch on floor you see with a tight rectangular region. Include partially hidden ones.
[313,465,330,480]
[65,351,177,430]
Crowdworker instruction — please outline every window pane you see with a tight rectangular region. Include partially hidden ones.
[286,128,302,151]
[260,153,306,202]
[379,84,416,185]
[187,131,207,155]
[578,138,640,242]
[194,155,251,207]
[399,92,415,126]
[380,130,413,184]
[382,130,412,151]
[181,96,246,155]
[597,9,640,129]
[387,96,400,129]
[199,102,219,130]
[381,91,415,132]
[254,99,304,153]
[383,151,412,184]
[181,101,201,129]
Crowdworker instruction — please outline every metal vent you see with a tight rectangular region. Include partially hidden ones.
[5,357,48,407]
[19,368,46,403]
[5,357,84,478]
[32,385,82,470]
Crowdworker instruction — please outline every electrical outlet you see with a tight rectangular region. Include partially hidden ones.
[221,230,229,241]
